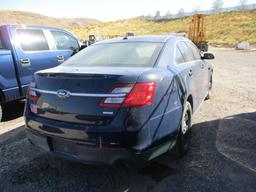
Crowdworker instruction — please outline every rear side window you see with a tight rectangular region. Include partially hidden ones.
[51,31,79,50]
[175,46,185,65]
[177,42,194,62]
[186,42,201,60]
[16,29,49,51]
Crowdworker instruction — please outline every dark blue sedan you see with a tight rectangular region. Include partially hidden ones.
[24,35,214,165]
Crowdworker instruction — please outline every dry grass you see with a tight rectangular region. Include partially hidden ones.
[1,10,255,46]
[0,10,100,27]
[68,10,256,46]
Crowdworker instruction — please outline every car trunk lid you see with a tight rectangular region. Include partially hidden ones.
[31,66,150,125]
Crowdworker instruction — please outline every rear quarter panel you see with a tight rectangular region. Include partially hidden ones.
[126,41,184,150]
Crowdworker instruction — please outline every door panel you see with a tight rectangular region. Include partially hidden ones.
[186,42,209,101]
[54,50,74,64]
[12,28,58,95]
[0,50,20,101]
[176,42,202,110]
[50,30,80,64]
[177,62,200,110]
[193,59,206,103]
[202,60,211,97]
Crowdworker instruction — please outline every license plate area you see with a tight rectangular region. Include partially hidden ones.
[51,137,99,155]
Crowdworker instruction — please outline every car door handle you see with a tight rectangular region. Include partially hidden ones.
[57,55,65,62]
[189,69,193,77]
[20,58,31,65]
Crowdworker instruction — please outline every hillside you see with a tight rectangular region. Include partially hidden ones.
[0,10,100,27]
[68,10,256,46]
[1,10,255,46]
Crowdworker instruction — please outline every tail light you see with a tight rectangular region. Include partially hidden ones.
[26,81,38,101]
[26,80,38,114]
[100,82,156,108]
[99,84,133,107]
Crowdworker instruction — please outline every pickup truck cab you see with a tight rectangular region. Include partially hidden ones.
[0,25,81,121]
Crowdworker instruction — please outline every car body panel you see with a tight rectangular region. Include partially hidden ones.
[33,67,152,124]
[0,50,20,101]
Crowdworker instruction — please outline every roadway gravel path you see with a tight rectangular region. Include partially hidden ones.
[0,48,255,192]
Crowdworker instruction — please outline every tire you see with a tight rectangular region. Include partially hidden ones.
[0,104,2,122]
[176,101,192,157]
[205,76,213,100]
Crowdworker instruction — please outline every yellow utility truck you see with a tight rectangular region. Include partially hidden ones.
[188,14,208,52]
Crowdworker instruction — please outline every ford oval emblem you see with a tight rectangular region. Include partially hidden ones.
[56,90,70,99]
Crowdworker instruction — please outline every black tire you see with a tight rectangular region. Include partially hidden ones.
[177,101,192,157]
[205,76,213,100]
[0,104,2,122]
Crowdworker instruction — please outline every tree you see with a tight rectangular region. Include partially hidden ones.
[177,7,185,18]
[154,11,161,20]
[212,0,224,13]
[239,0,248,10]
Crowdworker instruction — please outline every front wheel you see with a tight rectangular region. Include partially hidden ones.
[176,101,192,157]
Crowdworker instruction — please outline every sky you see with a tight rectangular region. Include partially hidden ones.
[1,0,256,21]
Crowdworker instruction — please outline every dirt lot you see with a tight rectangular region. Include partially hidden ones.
[0,48,255,192]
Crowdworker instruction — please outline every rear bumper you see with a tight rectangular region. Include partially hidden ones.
[26,128,176,165]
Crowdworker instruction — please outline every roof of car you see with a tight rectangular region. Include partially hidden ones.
[0,24,66,31]
[95,35,187,44]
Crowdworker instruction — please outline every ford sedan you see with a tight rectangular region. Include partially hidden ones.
[25,35,214,165]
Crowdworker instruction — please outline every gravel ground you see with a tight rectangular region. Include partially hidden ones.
[0,48,255,192]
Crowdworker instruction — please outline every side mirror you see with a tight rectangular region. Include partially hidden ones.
[201,53,215,60]
[69,47,79,56]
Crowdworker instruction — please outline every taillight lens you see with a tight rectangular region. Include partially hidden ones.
[26,80,39,114]
[99,82,156,108]
[99,84,134,107]
[123,82,156,107]
[26,80,38,101]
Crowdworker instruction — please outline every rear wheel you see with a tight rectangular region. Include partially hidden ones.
[177,101,192,157]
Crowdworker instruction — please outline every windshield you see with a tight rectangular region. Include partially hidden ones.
[62,42,164,67]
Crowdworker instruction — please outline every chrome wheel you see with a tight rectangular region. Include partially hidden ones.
[182,109,190,135]
[177,101,192,156]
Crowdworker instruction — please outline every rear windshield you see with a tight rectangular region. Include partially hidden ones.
[62,42,164,67]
